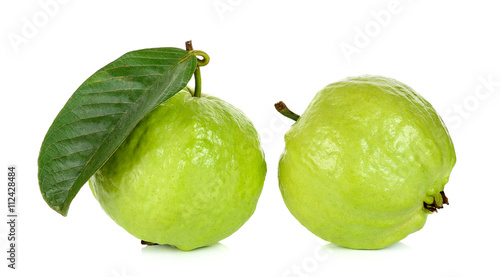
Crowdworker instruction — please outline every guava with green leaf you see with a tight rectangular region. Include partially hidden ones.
[38,42,266,251]
[276,75,456,249]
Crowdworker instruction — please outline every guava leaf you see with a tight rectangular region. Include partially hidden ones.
[38,47,198,216]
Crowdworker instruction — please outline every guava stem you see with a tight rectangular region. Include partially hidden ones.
[184,40,210,66]
[184,41,210,98]
[194,67,202,97]
[275,101,300,121]
[193,50,210,67]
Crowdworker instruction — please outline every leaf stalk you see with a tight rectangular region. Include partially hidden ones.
[185,41,210,98]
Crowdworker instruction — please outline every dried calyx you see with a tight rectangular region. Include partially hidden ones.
[423,191,449,212]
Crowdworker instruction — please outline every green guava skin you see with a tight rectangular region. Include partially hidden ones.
[89,88,266,251]
[278,75,456,250]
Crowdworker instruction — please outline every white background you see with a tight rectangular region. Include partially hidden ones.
[1,0,499,276]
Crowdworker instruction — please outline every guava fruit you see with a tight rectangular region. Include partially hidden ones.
[277,75,456,249]
[89,87,266,251]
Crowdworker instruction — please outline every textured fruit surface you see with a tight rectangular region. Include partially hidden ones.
[278,75,456,249]
[89,88,266,251]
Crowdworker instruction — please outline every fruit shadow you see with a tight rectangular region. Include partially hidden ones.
[322,241,412,260]
[141,242,230,260]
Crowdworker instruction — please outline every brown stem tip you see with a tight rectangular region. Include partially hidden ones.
[275,101,300,121]
[185,40,193,51]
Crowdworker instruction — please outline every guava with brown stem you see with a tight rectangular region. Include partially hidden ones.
[89,48,267,251]
[276,75,456,249]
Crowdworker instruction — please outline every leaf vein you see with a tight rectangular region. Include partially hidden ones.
[40,130,111,166]
[82,89,144,96]
[40,111,128,151]
[103,64,172,71]
[82,74,163,86]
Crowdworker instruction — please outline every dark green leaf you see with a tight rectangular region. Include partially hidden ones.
[38,47,198,216]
